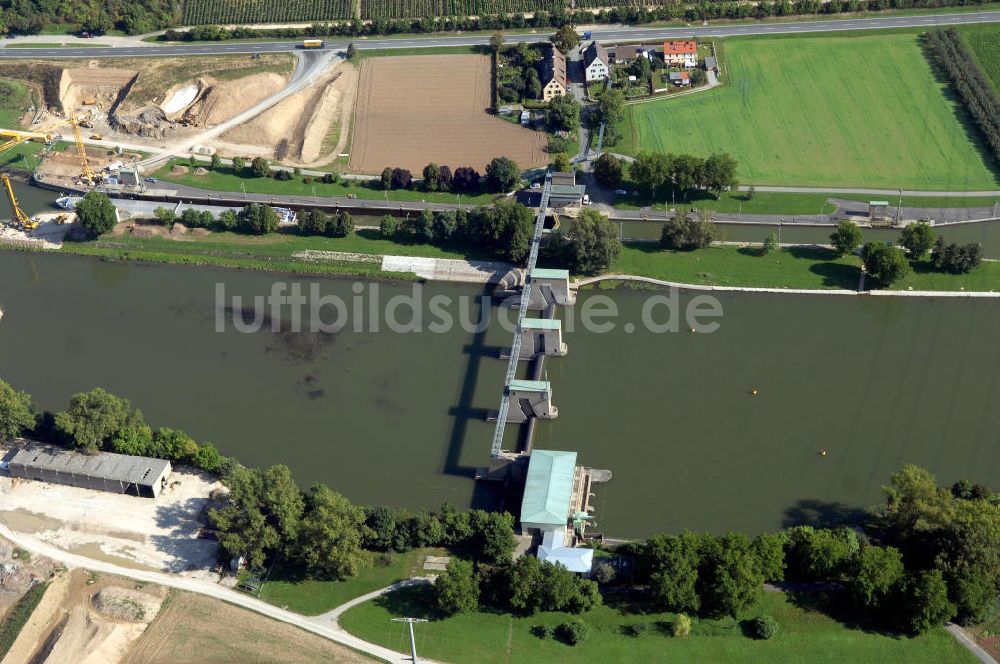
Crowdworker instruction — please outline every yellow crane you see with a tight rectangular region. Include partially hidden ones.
[69,116,97,184]
[0,130,52,230]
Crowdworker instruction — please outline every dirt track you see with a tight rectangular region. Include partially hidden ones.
[349,54,548,174]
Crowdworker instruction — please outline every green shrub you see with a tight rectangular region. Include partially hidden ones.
[750,615,779,640]
[556,620,590,646]
[672,613,692,637]
[531,624,553,639]
[623,621,648,637]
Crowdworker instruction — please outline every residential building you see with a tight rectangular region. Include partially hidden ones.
[669,71,691,87]
[540,46,567,101]
[582,41,610,82]
[609,44,652,63]
[663,40,698,68]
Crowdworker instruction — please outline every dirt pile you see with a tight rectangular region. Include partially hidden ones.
[219,62,357,167]
[195,72,287,126]
[109,107,170,138]
[93,587,161,623]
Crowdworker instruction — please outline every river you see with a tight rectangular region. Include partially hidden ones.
[1,184,999,537]
[1,249,998,537]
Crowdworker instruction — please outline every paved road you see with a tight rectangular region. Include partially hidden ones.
[1,11,999,59]
[0,522,421,664]
[945,623,997,664]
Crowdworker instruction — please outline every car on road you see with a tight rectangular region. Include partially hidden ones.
[614,189,628,196]
[530,182,541,189]
[145,177,157,183]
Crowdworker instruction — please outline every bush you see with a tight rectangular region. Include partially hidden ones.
[861,241,910,285]
[660,213,717,250]
[829,220,862,257]
[593,562,616,584]
[623,621,649,637]
[379,215,399,238]
[749,615,778,640]
[531,624,553,639]
[556,620,590,646]
[672,613,692,637]
[275,169,292,181]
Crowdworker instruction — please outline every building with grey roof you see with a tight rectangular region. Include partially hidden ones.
[8,442,172,498]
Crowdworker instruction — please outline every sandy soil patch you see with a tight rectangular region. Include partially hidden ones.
[349,54,548,174]
[1,568,167,664]
[194,72,287,127]
[58,67,137,114]
[219,61,356,168]
[0,467,222,576]
[122,592,371,664]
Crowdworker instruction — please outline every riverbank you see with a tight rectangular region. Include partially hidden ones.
[6,227,999,294]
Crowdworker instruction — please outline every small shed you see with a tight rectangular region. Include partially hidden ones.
[868,200,890,220]
[704,56,718,72]
[669,71,691,87]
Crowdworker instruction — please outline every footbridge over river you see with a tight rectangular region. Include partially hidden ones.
[479,174,611,545]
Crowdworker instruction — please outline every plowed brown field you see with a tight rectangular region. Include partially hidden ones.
[349,54,548,174]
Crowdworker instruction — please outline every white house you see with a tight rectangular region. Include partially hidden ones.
[663,40,698,68]
[583,41,610,83]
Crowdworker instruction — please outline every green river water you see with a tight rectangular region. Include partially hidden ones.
[1,184,998,537]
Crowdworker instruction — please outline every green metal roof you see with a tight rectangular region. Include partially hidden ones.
[530,267,569,279]
[522,318,561,330]
[509,379,549,393]
[520,449,577,527]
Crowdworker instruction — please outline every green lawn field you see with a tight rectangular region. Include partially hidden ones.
[620,34,1000,190]
[339,584,977,664]
[959,24,1000,93]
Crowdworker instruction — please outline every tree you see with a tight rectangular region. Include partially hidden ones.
[899,221,935,259]
[861,241,910,285]
[672,613,692,637]
[690,67,708,86]
[547,94,580,132]
[346,43,357,60]
[550,24,580,54]
[489,31,505,53]
[0,379,33,442]
[701,153,738,197]
[363,506,406,552]
[550,152,572,173]
[594,87,625,144]
[761,232,778,255]
[469,509,516,565]
[251,156,270,178]
[848,544,905,612]
[432,210,458,244]
[451,167,480,192]
[898,569,956,634]
[784,526,859,581]
[492,199,534,262]
[210,153,222,170]
[751,533,786,582]
[390,167,412,190]
[931,238,983,274]
[630,152,672,200]
[153,207,175,227]
[566,209,621,274]
[237,204,279,235]
[440,502,473,546]
[379,215,398,238]
[75,191,117,237]
[210,466,278,568]
[660,213,717,251]
[215,209,237,231]
[438,165,453,191]
[110,424,152,456]
[54,387,145,452]
[509,555,544,614]
[381,167,393,191]
[192,442,223,473]
[593,153,623,188]
[697,533,764,618]
[231,156,245,172]
[485,156,520,193]
[422,163,441,192]
[555,620,589,646]
[296,484,365,579]
[328,211,353,238]
[435,558,480,616]
[299,208,329,236]
[645,532,702,613]
[829,220,862,257]
[746,185,756,200]
[413,209,433,242]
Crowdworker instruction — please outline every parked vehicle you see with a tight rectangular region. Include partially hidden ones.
[145,177,157,183]
[302,39,324,49]
[530,182,541,189]
[583,31,592,40]
[583,194,592,205]
[614,189,628,196]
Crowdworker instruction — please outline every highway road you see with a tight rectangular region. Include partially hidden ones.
[0,10,999,59]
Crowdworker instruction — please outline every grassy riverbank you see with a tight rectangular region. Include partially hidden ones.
[152,161,499,205]
[339,584,975,664]
[16,227,997,292]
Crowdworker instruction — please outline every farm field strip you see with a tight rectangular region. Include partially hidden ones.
[621,33,1000,190]
[348,54,548,174]
[359,0,561,19]
[182,0,353,26]
[958,24,1000,92]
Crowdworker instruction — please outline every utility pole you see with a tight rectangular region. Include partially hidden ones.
[392,617,427,663]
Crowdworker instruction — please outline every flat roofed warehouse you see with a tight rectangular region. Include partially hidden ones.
[8,442,172,498]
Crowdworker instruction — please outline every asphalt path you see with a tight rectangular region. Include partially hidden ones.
[1,11,999,59]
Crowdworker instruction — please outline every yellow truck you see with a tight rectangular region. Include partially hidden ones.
[302,39,324,49]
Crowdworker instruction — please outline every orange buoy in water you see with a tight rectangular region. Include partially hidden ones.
[820,448,828,457]
[689,326,697,333]
[751,388,759,396]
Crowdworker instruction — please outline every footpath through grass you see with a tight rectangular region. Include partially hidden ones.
[340,584,976,664]
[620,33,1000,190]
[153,161,498,206]
[260,548,444,616]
